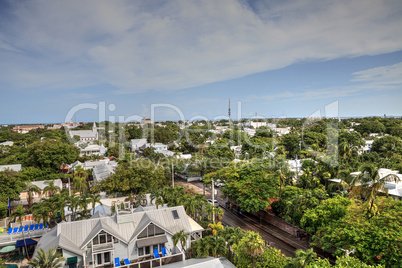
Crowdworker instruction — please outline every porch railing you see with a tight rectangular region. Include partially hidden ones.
[117,252,184,268]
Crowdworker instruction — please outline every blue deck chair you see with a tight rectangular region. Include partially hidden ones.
[161,247,167,257]
[13,227,18,233]
[29,224,34,231]
[34,224,39,230]
[7,228,13,234]
[153,249,160,258]
[114,257,120,267]
[39,223,44,230]
[24,225,29,232]
[123,259,130,265]
[18,226,23,233]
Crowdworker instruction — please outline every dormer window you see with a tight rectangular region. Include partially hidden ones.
[138,223,165,239]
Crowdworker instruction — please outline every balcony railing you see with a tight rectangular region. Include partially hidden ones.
[115,252,184,268]
[0,229,50,245]
[93,242,114,252]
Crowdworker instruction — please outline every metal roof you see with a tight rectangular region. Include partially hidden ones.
[36,205,203,256]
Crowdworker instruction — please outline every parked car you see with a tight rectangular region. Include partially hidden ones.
[214,179,225,187]
[207,199,219,207]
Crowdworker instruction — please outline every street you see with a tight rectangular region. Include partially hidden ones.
[176,178,335,262]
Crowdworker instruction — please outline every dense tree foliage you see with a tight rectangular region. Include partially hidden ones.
[314,197,401,267]
[25,140,79,172]
[96,159,168,195]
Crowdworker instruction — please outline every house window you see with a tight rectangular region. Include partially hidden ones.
[172,210,179,219]
[99,234,106,244]
[104,252,110,263]
[155,225,164,235]
[138,223,165,239]
[138,247,144,256]
[145,246,150,255]
[159,243,165,251]
[96,254,102,265]
[93,232,113,245]
[138,229,147,239]
[107,234,112,243]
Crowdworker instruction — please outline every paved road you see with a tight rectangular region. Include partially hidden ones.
[176,179,306,257]
[176,178,336,262]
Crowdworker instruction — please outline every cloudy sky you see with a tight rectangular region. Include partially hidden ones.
[0,0,402,124]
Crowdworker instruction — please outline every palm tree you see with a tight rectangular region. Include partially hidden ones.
[234,231,265,268]
[73,165,86,179]
[205,204,214,221]
[330,170,357,194]
[205,236,226,257]
[67,195,80,221]
[155,196,164,209]
[51,193,67,221]
[32,202,50,227]
[43,180,60,197]
[28,248,65,268]
[11,205,29,257]
[136,192,147,207]
[73,176,87,195]
[208,221,224,236]
[184,196,198,218]
[88,194,102,215]
[26,182,42,209]
[150,189,161,204]
[172,230,188,255]
[79,193,90,218]
[351,164,400,215]
[285,248,317,268]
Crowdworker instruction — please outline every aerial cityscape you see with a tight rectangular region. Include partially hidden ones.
[0,1,401,268]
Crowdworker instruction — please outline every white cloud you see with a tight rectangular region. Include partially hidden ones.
[0,0,402,93]
[248,61,402,102]
[351,62,402,86]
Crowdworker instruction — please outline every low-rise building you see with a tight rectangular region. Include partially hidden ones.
[0,164,22,172]
[34,205,203,268]
[12,125,44,133]
[130,139,147,151]
[93,162,118,182]
[12,179,63,207]
[80,144,107,157]
[146,143,168,151]
[0,141,14,146]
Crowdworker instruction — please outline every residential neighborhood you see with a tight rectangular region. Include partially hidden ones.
[1,1,402,267]
[0,115,401,268]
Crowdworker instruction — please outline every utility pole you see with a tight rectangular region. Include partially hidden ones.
[212,179,215,223]
[295,154,299,181]
[68,176,71,196]
[171,161,174,187]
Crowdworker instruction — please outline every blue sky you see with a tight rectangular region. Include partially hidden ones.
[0,0,402,124]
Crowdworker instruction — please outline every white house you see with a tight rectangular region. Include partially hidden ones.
[130,139,147,151]
[93,162,118,182]
[0,164,22,172]
[146,143,168,151]
[34,205,203,268]
[0,141,14,146]
[362,139,374,153]
[80,144,107,157]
